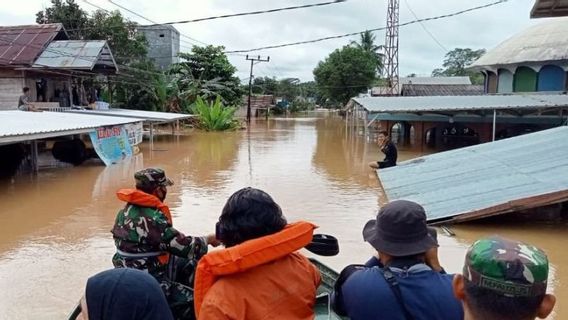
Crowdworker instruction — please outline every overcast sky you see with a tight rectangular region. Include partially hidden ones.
[2,0,541,81]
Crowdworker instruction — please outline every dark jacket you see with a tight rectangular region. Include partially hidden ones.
[332,256,463,320]
[379,141,397,168]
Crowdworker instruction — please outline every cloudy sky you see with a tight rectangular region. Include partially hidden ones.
[2,0,540,81]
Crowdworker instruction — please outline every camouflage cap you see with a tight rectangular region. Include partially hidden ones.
[463,236,549,297]
[134,168,174,189]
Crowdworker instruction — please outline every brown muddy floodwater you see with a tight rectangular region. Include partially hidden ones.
[0,115,566,319]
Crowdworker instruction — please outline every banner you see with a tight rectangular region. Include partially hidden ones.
[124,122,144,146]
[89,125,133,166]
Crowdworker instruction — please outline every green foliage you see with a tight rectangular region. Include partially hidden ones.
[313,45,378,105]
[36,0,89,40]
[431,48,486,85]
[170,47,243,107]
[191,96,238,131]
[350,30,384,74]
[252,77,278,95]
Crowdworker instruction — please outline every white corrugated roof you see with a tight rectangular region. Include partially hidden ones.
[66,108,193,122]
[470,17,568,69]
[380,126,568,223]
[352,94,568,113]
[0,111,143,145]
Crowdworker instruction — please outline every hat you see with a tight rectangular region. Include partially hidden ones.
[463,236,549,297]
[362,200,438,257]
[135,168,174,189]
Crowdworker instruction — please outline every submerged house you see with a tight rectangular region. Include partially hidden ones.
[345,18,568,151]
[0,23,118,110]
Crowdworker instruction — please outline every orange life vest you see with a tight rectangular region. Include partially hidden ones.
[116,189,172,265]
[193,221,317,318]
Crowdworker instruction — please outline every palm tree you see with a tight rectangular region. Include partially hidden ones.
[351,30,384,74]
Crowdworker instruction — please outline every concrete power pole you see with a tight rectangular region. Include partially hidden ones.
[384,0,400,96]
[246,55,270,124]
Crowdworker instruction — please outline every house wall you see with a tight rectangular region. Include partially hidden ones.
[0,69,25,110]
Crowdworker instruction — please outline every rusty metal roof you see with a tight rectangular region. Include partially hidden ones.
[33,40,118,72]
[531,0,568,18]
[470,17,568,70]
[0,24,66,66]
[378,126,568,224]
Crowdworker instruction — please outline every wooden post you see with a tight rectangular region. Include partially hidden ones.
[492,109,497,141]
[31,140,39,174]
[150,123,154,150]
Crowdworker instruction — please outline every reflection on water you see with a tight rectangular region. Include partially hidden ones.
[0,116,565,319]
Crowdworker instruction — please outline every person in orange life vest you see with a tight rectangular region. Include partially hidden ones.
[194,187,321,320]
[111,168,220,319]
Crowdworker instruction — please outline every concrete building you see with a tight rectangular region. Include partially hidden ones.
[138,25,180,70]
[470,18,568,94]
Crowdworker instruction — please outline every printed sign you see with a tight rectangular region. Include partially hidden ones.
[89,125,133,166]
[124,122,144,146]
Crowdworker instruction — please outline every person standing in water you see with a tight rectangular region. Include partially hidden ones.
[368,130,398,169]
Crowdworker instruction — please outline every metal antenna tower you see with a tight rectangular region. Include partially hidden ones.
[383,0,400,96]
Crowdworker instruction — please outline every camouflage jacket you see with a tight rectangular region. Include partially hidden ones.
[111,204,208,273]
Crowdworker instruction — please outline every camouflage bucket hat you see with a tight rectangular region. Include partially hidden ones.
[135,168,174,188]
[463,236,549,297]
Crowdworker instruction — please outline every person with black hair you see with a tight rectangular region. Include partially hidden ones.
[453,236,556,320]
[195,187,321,320]
[332,200,463,320]
[18,87,38,112]
[369,130,397,169]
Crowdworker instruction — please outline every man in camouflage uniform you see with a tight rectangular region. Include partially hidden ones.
[453,236,556,320]
[111,168,218,319]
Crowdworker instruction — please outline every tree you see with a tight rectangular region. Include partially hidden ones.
[169,46,243,107]
[313,45,378,105]
[351,30,384,74]
[252,76,278,95]
[431,48,486,85]
[36,0,89,40]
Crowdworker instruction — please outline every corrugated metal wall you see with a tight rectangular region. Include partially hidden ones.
[538,65,565,91]
[514,67,538,92]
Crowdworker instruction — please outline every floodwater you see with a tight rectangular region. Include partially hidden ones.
[0,115,566,319]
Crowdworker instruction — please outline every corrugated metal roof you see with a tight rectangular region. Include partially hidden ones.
[401,84,484,97]
[531,0,568,18]
[372,77,472,96]
[0,24,65,66]
[0,111,143,144]
[352,94,568,113]
[33,40,117,71]
[470,18,568,70]
[379,126,568,223]
[65,108,193,122]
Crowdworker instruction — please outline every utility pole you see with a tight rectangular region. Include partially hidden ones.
[246,55,270,124]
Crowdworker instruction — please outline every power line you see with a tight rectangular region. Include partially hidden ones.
[225,0,509,53]
[106,0,209,46]
[403,0,448,52]
[144,0,347,26]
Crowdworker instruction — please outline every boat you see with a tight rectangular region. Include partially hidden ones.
[311,258,348,320]
[68,258,345,319]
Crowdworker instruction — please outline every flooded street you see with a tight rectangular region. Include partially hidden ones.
[0,116,566,319]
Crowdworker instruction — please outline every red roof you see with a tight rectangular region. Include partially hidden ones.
[0,23,66,66]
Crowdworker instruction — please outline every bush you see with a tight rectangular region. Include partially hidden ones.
[191,96,238,131]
